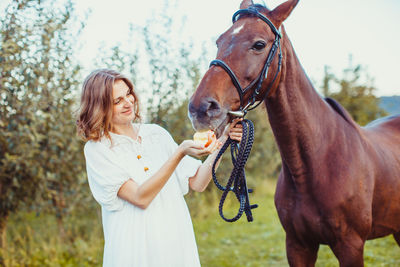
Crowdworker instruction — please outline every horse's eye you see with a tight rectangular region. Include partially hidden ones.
[252,41,266,51]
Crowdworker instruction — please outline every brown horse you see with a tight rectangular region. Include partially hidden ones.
[188,0,400,266]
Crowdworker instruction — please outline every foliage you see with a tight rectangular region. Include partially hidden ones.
[93,43,139,87]
[1,1,42,252]
[0,0,87,257]
[322,63,388,126]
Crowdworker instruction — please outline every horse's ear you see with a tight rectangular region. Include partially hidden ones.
[270,0,299,27]
[240,0,254,9]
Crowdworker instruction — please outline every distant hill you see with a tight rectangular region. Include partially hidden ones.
[379,96,400,115]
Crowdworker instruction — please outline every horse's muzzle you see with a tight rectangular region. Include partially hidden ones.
[188,97,228,135]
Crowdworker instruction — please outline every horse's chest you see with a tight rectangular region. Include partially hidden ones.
[275,179,333,243]
[280,198,325,236]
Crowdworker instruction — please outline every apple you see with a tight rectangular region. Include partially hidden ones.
[193,130,216,147]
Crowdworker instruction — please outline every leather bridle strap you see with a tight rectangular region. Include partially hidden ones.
[209,59,245,107]
[232,8,281,36]
[209,7,282,117]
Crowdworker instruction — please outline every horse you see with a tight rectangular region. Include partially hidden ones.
[188,0,400,266]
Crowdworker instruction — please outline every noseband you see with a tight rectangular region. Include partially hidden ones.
[209,7,282,117]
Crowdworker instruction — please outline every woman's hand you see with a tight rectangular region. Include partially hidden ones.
[179,118,243,159]
[178,139,222,158]
[220,118,243,143]
[187,119,243,192]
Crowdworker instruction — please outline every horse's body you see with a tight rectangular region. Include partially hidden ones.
[188,0,400,266]
[270,30,400,264]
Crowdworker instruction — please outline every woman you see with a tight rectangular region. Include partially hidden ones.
[76,69,242,267]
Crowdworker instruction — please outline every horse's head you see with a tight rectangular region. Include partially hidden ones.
[188,0,298,137]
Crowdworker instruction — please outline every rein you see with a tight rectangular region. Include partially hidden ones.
[210,7,282,222]
[212,119,258,222]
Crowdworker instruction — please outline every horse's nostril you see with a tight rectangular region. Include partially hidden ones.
[189,98,221,118]
[206,98,221,117]
[208,99,219,111]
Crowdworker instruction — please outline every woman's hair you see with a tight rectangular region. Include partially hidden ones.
[76,69,141,141]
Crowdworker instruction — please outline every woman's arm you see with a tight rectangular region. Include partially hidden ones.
[118,120,242,208]
[189,119,243,192]
[117,139,214,209]
[117,148,183,209]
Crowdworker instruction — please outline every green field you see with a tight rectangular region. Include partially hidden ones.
[2,179,400,266]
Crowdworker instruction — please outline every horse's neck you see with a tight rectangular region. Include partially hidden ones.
[265,34,333,179]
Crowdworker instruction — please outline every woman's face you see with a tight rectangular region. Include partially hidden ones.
[111,80,136,126]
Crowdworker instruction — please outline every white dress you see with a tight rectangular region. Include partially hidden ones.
[84,123,202,267]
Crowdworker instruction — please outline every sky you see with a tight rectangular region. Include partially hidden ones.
[37,0,400,96]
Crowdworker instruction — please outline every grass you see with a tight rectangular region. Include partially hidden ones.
[2,211,104,267]
[2,178,400,266]
[194,183,287,266]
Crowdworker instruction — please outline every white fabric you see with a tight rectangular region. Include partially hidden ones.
[84,123,202,267]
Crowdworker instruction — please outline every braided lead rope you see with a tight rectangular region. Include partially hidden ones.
[211,119,258,222]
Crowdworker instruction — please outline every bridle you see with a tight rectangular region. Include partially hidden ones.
[210,6,282,223]
[209,6,282,117]
[210,6,282,222]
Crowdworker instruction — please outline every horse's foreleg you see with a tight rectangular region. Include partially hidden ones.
[329,234,365,267]
[286,235,319,267]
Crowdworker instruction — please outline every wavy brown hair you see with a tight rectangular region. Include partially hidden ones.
[76,69,141,141]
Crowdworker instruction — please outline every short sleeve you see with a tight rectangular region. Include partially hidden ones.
[84,141,131,211]
[154,125,202,195]
[175,155,202,195]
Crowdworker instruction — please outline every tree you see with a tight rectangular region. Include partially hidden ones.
[0,0,86,256]
[322,60,388,126]
[94,43,139,86]
[135,3,206,127]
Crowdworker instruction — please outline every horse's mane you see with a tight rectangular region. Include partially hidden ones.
[324,97,359,129]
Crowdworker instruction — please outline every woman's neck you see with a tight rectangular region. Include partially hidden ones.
[112,122,139,141]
